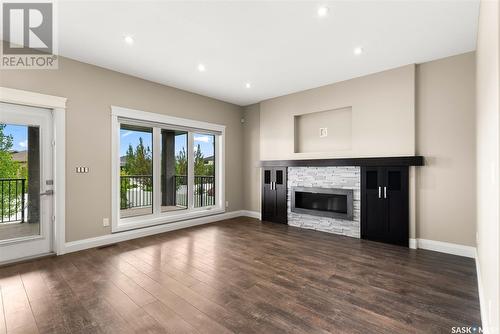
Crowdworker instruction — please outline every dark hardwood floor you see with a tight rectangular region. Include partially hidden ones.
[0,217,480,333]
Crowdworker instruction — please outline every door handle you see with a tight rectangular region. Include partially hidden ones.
[40,190,54,196]
[378,186,381,199]
[384,186,387,199]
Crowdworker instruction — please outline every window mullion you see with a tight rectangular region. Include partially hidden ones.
[153,127,161,216]
[187,132,195,210]
[217,134,224,210]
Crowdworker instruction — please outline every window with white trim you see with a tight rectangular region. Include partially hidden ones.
[111,106,225,232]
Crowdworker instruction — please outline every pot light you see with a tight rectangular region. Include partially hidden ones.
[317,6,329,17]
[354,46,363,55]
[124,35,134,45]
[245,82,252,89]
[198,63,206,72]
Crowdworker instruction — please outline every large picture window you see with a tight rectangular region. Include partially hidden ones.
[111,106,225,232]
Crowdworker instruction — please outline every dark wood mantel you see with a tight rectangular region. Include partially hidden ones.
[259,156,424,167]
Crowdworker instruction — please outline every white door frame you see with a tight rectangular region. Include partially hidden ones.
[0,87,66,256]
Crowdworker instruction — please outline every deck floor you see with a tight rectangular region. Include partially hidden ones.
[0,223,39,241]
[0,217,481,333]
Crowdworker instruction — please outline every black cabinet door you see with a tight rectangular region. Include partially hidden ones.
[384,167,409,246]
[274,167,287,224]
[262,168,276,222]
[261,167,287,224]
[361,167,386,240]
[361,166,409,247]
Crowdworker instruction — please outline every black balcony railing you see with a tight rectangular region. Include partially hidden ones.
[194,175,215,207]
[0,178,26,223]
[120,175,215,210]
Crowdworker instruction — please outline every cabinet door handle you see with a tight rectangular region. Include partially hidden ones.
[384,186,387,199]
[378,186,381,198]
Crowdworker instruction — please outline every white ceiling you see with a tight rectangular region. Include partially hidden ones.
[58,1,479,106]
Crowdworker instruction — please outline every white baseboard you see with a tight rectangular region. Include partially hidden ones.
[64,213,474,256]
[239,210,261,220]
[414,238,476,258]
[63,210,246,254]
[475,249,490,334]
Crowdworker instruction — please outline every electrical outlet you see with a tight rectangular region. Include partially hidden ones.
[103,218,110,227]
[319,127,328,138]
[225,201,229,208]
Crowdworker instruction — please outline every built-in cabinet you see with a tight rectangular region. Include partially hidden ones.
[361,166,409,246]
[262,167,287,224]
[260,158,421,247]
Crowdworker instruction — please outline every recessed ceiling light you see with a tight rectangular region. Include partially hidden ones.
[245,82,252,89]
[317,6,329,17]
[353,47,363,55]
[124,35,134,45]
[198,63,206,72]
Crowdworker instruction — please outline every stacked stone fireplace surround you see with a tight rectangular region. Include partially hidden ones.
[287,166,361,238]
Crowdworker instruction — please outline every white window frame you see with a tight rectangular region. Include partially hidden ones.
[111,106,225,233]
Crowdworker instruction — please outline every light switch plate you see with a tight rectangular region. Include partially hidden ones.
[76,167,90,173]
[103,218,110,227]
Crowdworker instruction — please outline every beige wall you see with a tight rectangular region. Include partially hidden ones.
[416,52,476,246]
[242,104,261,213]
[294,107,352,153]
[476,0,500,332]
[0,57,245,242]
[243,54,477,251]
[260,65,416,160]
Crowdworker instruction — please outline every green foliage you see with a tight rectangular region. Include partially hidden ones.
[175,147,187,176]
[194,144,214,176]
[174,144,214,177]
[0,124,18,179]
[123,137,152,176]
[0,124,26,221]
[120,169,129,209]
[121,138,153,208]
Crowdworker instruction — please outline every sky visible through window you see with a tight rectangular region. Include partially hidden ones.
[2,124,28,151]
[119,130,214,157]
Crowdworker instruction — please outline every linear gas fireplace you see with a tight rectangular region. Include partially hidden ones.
[291,186,353,220]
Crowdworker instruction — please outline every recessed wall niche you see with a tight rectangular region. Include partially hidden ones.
[294,106,352,153]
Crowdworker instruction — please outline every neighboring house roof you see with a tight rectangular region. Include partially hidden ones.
[203,156,214,163]
[10,150,27,163]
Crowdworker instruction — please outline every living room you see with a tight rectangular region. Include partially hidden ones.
[0,1,498,333]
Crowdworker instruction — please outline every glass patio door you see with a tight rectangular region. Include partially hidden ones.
[0,102,53,263]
